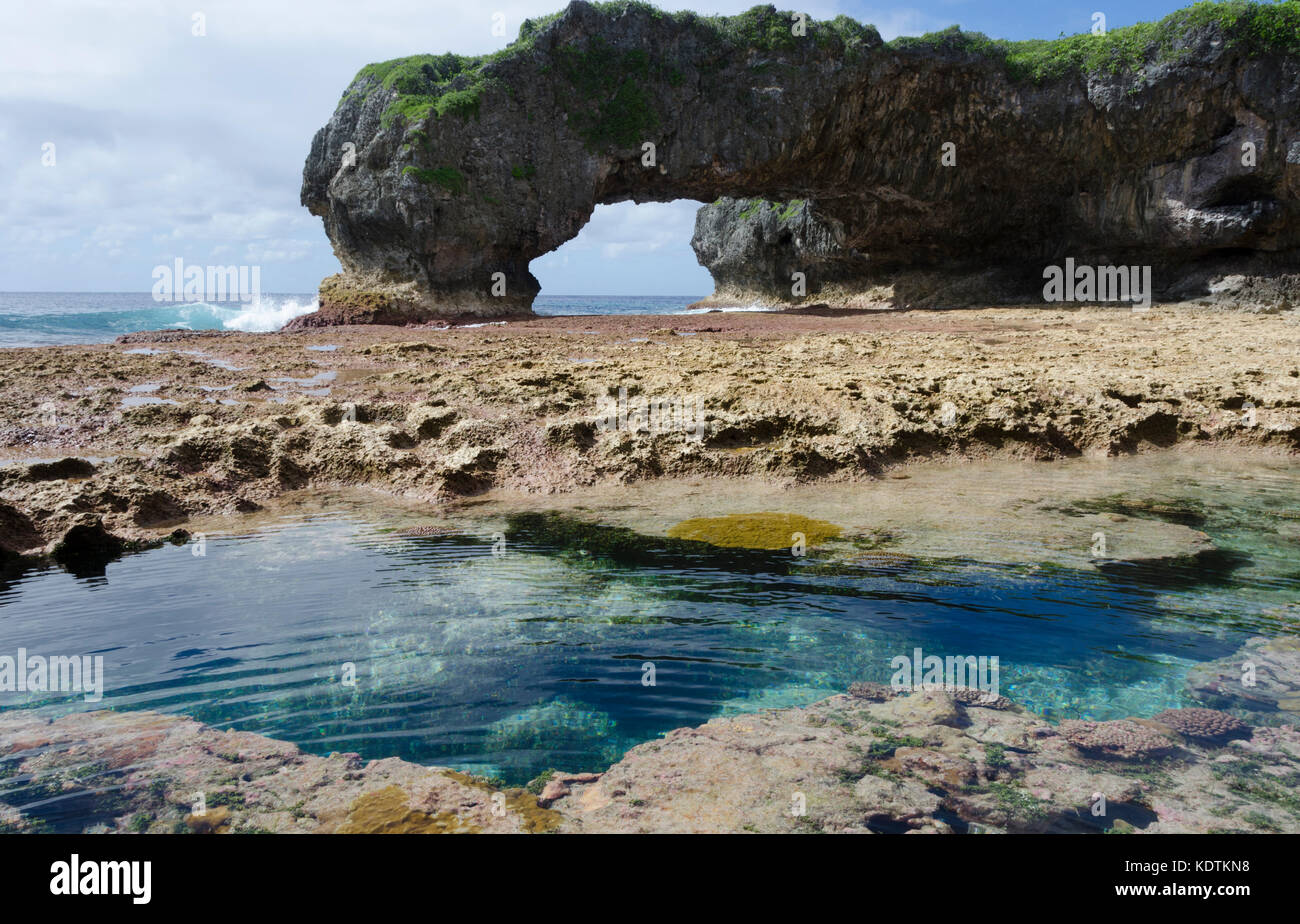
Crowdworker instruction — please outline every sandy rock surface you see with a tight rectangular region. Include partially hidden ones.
[1,307,1296,560]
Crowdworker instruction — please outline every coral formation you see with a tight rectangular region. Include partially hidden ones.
[1153,707,1251,743]
[1058,719,1179,760]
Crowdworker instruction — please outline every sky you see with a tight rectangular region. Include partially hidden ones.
[1,0,1204,296]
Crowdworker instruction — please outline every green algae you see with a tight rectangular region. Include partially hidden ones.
[349,3,876,143]
[525,769,557,795]
[666,512,842,550]
[983,781,1049,824]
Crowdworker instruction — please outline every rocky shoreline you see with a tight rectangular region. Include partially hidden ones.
[1,306,1297,564]
[2,306,1298,834]
[3,633,1297,833]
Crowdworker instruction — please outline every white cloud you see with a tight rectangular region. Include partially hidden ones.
[0,0,951,293]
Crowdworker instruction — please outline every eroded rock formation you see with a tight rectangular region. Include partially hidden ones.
[296,1,1300,324]
[688,197,873,308]
[5,680,1299,833]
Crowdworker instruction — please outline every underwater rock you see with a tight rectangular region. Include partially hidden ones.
[394,524,461,537]
[3,688,1299,834]
[665,512,842,550]
[484,697,619,765]
[1184,635,1300,723]
[0,710,550,834]
[552,687,1300,833]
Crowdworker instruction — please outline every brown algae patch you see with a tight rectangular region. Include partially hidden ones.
[336,785,481,834]
[441,770,564,834]
[666,512,842,550]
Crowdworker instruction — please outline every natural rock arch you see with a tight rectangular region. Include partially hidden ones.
[293,1,1300,326]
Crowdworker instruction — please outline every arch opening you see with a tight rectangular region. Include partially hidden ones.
[529,199,713,315]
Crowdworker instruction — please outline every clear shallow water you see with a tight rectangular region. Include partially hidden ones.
[1,470,1296,784]
[0,293,706,347]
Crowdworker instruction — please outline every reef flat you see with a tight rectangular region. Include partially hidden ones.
[1,305,1297,562]
[2,304,1297,834]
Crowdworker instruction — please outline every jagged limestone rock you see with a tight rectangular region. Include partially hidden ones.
[688,197,872,307]
[297,1,1300,324]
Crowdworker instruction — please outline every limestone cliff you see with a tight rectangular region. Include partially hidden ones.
[688,197,874,308]
[296,1,1300,324]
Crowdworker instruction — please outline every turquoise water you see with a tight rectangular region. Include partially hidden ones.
[1,472,1296,785]
[0,293,706,347]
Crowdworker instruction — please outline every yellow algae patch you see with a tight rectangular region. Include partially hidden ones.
[185,806,231,834]
[336,785,480,834]
[441,770,564,834]
[666,512,842,550]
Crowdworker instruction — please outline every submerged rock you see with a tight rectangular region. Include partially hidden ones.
[665,512,842,550]
[2,686,1297,834]
[1185,635,1300,723]
[0,710,552,834]
[551,688,1299,833]
[484,697,620,769]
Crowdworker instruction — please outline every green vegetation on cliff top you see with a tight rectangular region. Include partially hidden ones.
[896,0,1300,82]
[351,1,1299,138]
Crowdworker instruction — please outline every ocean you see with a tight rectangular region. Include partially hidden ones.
[0,293,708,349]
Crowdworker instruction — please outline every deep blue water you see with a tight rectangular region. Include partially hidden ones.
[0,492,1293,785]
[0,293,706,347]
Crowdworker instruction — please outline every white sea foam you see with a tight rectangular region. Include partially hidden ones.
[157,298,316,332]
[220,297,318,331]
[675,302,775,314]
